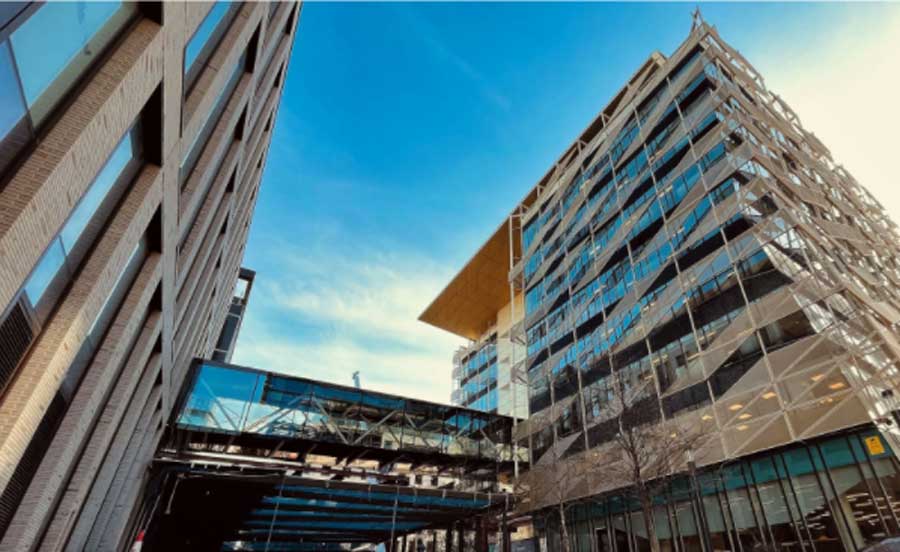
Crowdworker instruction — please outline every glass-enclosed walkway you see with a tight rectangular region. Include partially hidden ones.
[141,360,522,550]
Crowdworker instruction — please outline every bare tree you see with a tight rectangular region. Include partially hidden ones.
[518,368,709,552]
[547,441,579,552]
[587,371,707,552]
[516,405,592,552]
[523,425,575,551]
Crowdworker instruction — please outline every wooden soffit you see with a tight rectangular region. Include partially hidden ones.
[419,221,517,340]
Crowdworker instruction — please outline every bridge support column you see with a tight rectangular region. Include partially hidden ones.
[476,517,488,552]
[502,509,511,552]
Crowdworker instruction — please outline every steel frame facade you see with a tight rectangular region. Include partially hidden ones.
[504,15,900,508]
[424,13,900,551]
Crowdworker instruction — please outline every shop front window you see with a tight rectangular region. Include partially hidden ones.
[720,466,768,550]
[781,448,846,552]
[750,457,807,550]
[545,431,900,552]
[849,434,900,535]
[698,473,739,552]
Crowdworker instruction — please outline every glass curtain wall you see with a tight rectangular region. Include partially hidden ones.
[540,427,900,552]
[456,337,500,413]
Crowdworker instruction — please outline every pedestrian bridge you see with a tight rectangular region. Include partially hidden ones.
[143,360,523,551]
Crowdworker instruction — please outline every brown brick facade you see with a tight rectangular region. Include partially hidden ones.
[0,2,300,549]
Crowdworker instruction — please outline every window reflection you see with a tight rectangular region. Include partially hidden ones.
[0,1,137,180]
[0,41,26,139]
[184,1,240,92]
[10,1,137,124]
[21,122,140,322]
[59,132,134,253]
[181,53,246,183]
[61,237,146,401]
[23,237,66,309]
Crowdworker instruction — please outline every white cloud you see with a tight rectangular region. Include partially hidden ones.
[232,243,463,404]
[757,6,900,222]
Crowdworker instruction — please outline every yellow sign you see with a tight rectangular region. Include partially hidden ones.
[865,435,885,456]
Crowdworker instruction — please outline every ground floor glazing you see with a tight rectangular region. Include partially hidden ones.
[537,426,900,552]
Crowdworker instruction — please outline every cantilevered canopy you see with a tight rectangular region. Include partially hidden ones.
[418,220,518,340]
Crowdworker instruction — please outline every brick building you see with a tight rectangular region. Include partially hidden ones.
[0,2,300,549]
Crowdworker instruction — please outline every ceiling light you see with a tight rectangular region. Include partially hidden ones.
[811,374,825,382]
[738,413,752,420]
[729,403,743,411]
[762,391,777,400]
[828,382,846,390]
[701,414,713,421]
[736,424,749,431]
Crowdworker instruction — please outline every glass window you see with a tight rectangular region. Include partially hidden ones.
[233,277,249,300]
[59,132,135,253]
[23,237,66,307]
[671,499,702,552]
[181,53,245,183]
[782,449,846,551]
[20,121,139,325]
[718,466,768,550]
[184,1,238,89]
[0,41,26,139]
[0,40,31,176]
[10,1,138,124]
[751,457,808,548]
[87,238,144,341]
[60,237,146,401]
[701,492,736,551]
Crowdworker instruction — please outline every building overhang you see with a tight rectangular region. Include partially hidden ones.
[418,219,520,340]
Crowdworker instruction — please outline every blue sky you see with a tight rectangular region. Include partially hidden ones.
[234,2,900,403]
